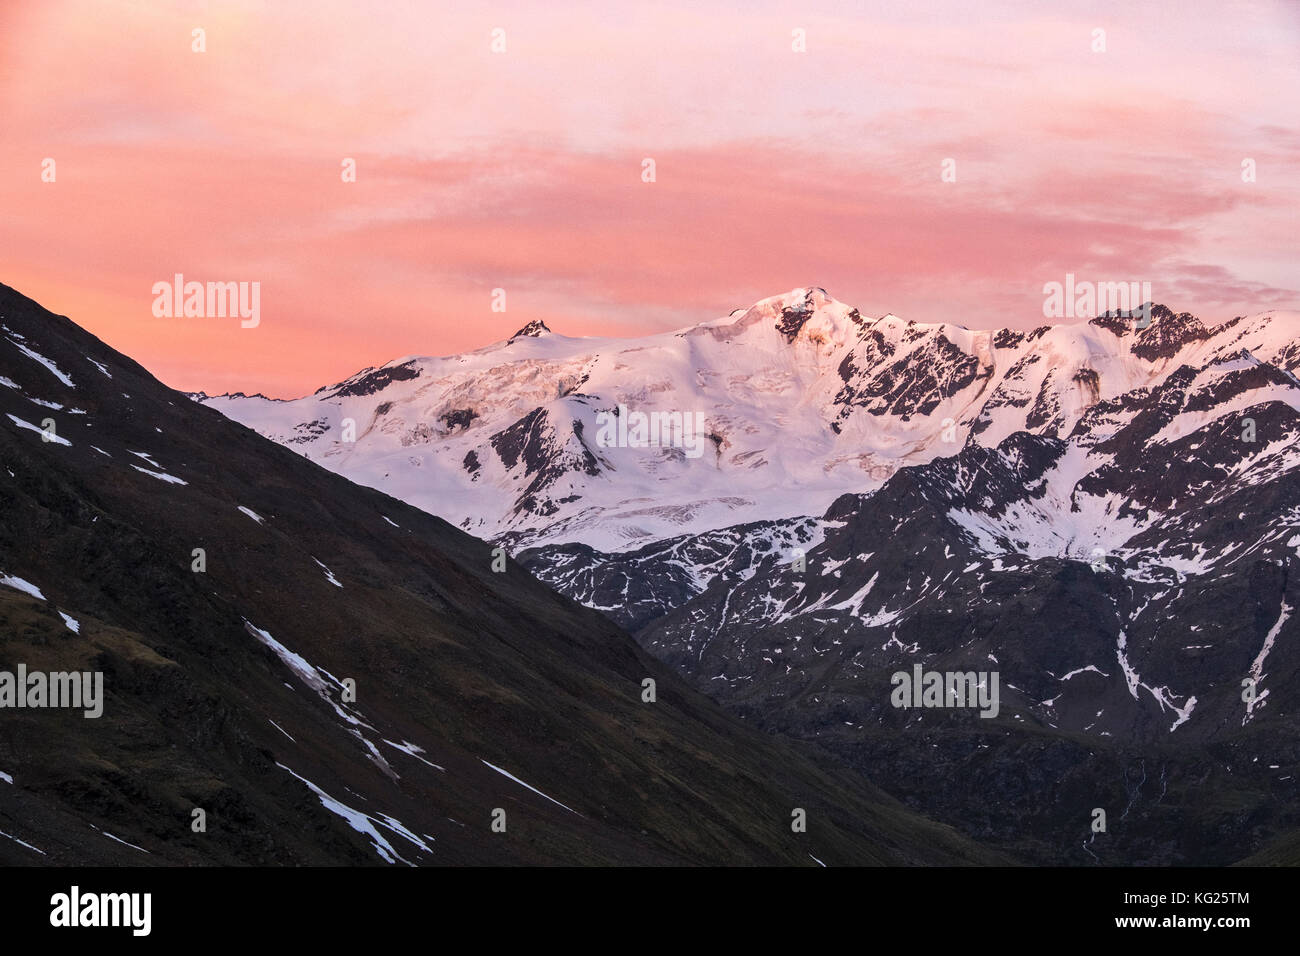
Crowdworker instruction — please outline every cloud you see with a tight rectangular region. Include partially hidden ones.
[1,0,1296,395]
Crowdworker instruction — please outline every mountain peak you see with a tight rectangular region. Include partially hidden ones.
[714,287,865,346]
[773,287,828,341]
[510,319,552,340]
[1089,302,1213,360]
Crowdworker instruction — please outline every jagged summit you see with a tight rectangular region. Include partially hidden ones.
[698,287,866,347]
[509,318,551,339]
[203,287,1299,554]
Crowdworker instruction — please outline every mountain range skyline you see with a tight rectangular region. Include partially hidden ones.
[196,285,1272,400]
[197,286,1300,552]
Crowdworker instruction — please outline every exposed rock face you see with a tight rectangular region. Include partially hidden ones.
[509,319,551,339]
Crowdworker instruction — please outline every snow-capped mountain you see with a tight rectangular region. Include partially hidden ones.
[203,288,892,551]
[199,289,1300,558]
[622,383,1300,863]
[202,289,1300,864]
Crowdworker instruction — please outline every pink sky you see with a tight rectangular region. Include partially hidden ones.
[2,0,1298,396]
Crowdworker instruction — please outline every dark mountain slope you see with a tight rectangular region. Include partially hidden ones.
[0,281,998,866]
[633,398,1300,864]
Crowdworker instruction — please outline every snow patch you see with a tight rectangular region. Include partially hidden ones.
[5,337,74,387]
[313,557,343,587]
[5,413,71,445]
[101,830,149,853]
[0,829,44,855]
[481,758,580,815]
[1244,601,1291,723]
[383,739,445,771]
[0,575,46,601]
[276,763,431,865]
[131,464,188,485]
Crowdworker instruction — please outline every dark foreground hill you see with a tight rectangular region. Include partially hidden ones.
[0,282,997,865]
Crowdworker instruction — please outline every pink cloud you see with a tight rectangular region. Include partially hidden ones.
[1,0,1296,396]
